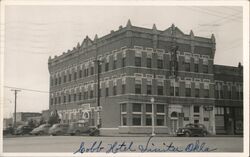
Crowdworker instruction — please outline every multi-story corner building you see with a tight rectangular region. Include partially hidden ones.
[214,64,243,135]
[48,20,242,135]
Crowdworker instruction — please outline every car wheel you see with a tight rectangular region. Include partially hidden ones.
[202,132,207,137]
[39,131,44,135]
[184,132,191,137]
[56,131,62,136]
[75,130,81,136]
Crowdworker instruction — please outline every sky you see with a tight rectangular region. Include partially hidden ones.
[2,5,243,118]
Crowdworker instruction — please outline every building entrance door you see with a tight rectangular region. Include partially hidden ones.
[170,112,178,134]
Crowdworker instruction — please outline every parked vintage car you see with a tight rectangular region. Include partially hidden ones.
[176,123,209,137]
[30,124,51,135]
[14,125,33,135]
[3,126,14,135]
[67,122,99,136]
[48,123,69,136]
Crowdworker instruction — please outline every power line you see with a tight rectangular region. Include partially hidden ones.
[4,86,49,94]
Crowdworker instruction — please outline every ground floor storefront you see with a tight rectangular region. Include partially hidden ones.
[215,106,243,135]
[51,98,243,136]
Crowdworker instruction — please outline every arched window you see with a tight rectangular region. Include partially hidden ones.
[171,111,178,118]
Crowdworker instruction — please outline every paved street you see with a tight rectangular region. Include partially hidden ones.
[3,136,243,153]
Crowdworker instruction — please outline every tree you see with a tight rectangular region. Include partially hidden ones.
[28,119,36,128]
[48,110,60,125]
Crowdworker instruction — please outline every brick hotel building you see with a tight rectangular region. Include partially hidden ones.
[48,20,243,135]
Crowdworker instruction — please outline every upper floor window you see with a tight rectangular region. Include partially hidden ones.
[135,57,141,67]
[147,58,152,68]
[157,59,163,69]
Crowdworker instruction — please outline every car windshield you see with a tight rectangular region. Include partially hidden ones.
[17,125,24,129]
[185,124,194,128]
[51,124,60,129]
[39,124,47,128]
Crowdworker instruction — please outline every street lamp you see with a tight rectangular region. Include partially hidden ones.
[151,97,156,136]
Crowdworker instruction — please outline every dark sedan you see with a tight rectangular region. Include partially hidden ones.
[176,123,209,137]
[14,125,33,135]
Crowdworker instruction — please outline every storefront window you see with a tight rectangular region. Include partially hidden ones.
[157,104,164,113]
[132,114,141,126]
[145,115,152,126]
[156,115,164,126]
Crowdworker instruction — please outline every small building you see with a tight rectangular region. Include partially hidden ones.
[214,64,243,135]
[14,112,42,124]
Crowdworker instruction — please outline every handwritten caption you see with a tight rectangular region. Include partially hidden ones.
[73,136,217,154]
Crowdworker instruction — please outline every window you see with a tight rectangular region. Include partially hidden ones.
[74,72,77,80]
[90,90,94,98]
[54,97,57,104]
[228,91,232,99]
[147,85,152,95]
[194,106,200,113]
[121,115,127,126]
[146,104,152,112]
[68,94,71,102]
[121,103,127,126]
[156,115,164,126]
[132,103,142,112]
[185,88,191,97]
[50,98,53,105]
[195,88,199,97]
[50,77,53,86]
[84,69,88,77]
[157,59,163,69]
[145,115,152,126]
[113,86,117,95]
[78,92,82,101]
[215,107,224,115]
[122,84,126,94]
[58,77,61,85]
[84,91,88,99]
[135,57,141,67]
[147,58,152,68]
[170,86,179,96]
[185,62,190,71]
[135,84,141,94]
[122,58,126,67]
[90,67,94,75]
[157,104,164,113]
[157,86,163,95]
[63,75,67,83]
[132,114,141,126]
[170,86,174,96]
[105,62,109,71]
[55,78,57,85]
[220,89,224,99]
[69,74,72,81]
[204,89,209,98]
[63,95,66,103]
[194,64,199,73]
[175,87,179,96]
[79,70,82,78]
[73,94,77,101]
[121,103,127,112]
[105,87,109,97]
[113,60,117,69]
[203,65,208,73]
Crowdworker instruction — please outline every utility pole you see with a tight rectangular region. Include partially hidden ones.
[11,89,21,128]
